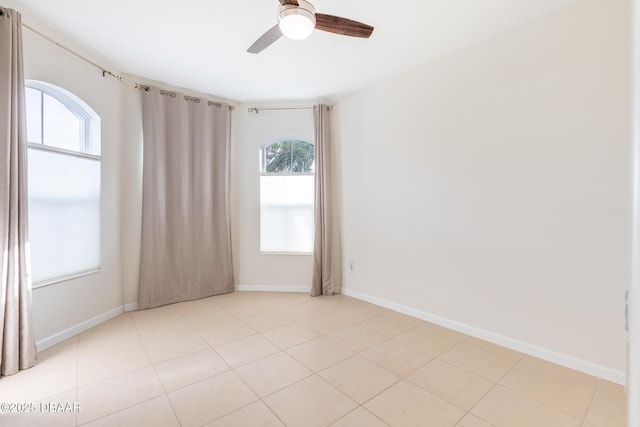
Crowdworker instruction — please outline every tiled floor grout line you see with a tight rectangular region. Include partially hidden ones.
[459,334,523,423]
[447,348,525,427]
[582,377,602,426]
[129,309,184,427]
[150,308,189,427]
[73,318,175,427]
[221,309,392,426]
[7,292,626,427]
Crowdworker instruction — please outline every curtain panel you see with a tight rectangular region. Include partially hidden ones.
[138,87,234,309]
[311,104,334,296]
[0,6,36,376]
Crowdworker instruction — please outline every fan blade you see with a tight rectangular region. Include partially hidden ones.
[279,0,299,5]
[247,24,283,54]
[315,14,374,38]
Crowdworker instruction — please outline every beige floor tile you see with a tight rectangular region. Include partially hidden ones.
[143,331,209,364]
[261,323,321,349]
[130,304,179,325]
[154,348,229,392]
[78,314,140,351]
[584,380,627,427]
[319,355,399,404]
[134,315,195,344]
[330,407,389,427]
[205,401,285,427]
[78,341,152,387]
[326,325,388,353]
[286,336,355,372]
[243,310,294,332]
[180,307,237,330]
[394,324,467,357]
[408,359,495,410]
[214,334,280,367]
[471,385,581,427]
[262,293,309,310]
[455,414,494,427]
[0,337,78,403]
[235,351,313,397]
[169,371,257,427]
[331,303,389,323]
[360,312,422,337]
[225,302,273,319]
[500,356,598,419]
[198,321,256,347]
[3,292,626,427]
[440,342,519,382]
[76,366,164,425]
[364,379,465,427]
[299,312,354,335]
[360,340,433,377]
[464,337,525,362]
[264,375,358,427]
[0,390,77,427]
[83,395,180,427]
[277,302,328,321]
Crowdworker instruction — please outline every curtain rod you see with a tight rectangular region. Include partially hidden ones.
[22,23,123,82]
[248,105,333,114]
[135,83,236,111]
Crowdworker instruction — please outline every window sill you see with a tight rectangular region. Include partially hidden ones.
[32,268,102,290]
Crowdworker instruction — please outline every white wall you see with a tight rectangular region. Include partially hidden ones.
[233,104,316,291]
[335,0,630,381]
[9,6,125,346]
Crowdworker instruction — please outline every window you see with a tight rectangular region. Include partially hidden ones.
[25,81,101,286]
[260,138,314,253]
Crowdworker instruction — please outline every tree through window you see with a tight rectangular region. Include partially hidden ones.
[263,139,314,173]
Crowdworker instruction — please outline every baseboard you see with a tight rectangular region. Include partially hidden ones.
[341,288,626,385]
[124,302,139,312]
[235,284,311,293]
[35,306,124,352]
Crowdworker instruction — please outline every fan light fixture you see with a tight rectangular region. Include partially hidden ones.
[278,1,316,40]
[247,0,374,54]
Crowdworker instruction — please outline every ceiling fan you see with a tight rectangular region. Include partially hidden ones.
[247,0,374,54]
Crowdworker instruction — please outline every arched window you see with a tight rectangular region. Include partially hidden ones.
[25,80,101,286]
[260,138,314,253]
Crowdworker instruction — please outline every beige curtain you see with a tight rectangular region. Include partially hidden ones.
[311,105,334,296]
[0,7,36,376]
[138,87,234,309]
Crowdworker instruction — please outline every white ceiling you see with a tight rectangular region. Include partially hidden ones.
[13,0,577,102]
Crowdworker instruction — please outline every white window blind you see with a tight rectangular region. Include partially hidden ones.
[27,149,101,283]
[260,174,314,253]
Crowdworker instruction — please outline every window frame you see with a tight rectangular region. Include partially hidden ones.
[25,80,102,288]
[25,80,101,160]
[259,137,315,255]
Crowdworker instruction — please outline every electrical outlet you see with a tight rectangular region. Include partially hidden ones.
[348,261,355,275]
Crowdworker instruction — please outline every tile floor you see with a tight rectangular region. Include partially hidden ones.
[0,291,628,427]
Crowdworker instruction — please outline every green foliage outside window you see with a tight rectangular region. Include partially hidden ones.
[264,139,314,173]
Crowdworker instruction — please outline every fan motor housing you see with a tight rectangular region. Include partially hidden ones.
[278,0,317,27]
